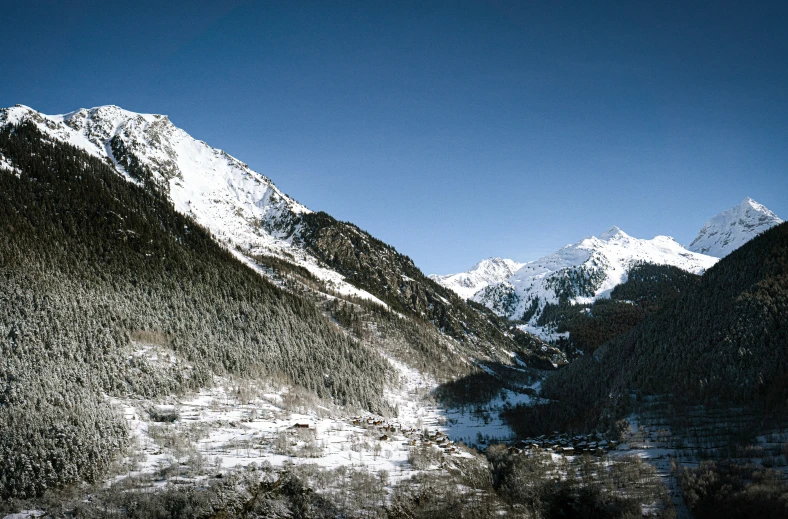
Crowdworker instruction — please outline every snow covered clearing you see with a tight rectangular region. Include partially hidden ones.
[0,153,20,178]
[107,353,539,493]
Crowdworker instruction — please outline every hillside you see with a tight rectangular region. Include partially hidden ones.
[505,221,788,435]
[295,212,523,357]
[536,262,702,354]
[0,104,540,362]
[0,120,393,499]
[0,106,561,504]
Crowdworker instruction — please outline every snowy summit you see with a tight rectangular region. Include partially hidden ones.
[0,104,309,250]
[689,197,783,258]
[0,104,392,303]
[469,226,718,322]
[429,257,525,300]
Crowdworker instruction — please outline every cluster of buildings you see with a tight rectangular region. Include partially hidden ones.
[510,433,623,456]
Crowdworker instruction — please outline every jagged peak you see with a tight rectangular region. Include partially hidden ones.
[472,257,520,270]
[1,102,312,235]
[738,196,777,216]
[430,256,525,299]
[688,197,782,257]
[61,105,167,127]
[598,225,629,241]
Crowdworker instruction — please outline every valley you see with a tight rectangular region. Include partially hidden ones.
[0,105,786,518]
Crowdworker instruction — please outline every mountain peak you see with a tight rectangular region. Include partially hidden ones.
[472,257,517,270]
[740,196,771,213]
[1,102,312,250]
[689,198,782,257]
[474,227,717,326]
[599,226,629,241]
[430,257,525,300]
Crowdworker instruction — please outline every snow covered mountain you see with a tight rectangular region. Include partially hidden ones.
[1,103,536,353]
[1,104,307,243]
[0,104,382,301]
[689,197,783,257]
[474,226,718,323]
[429,257,525,300]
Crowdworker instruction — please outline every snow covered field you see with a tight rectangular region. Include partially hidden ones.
[108,356,533,490]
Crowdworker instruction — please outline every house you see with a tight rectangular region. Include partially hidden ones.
[292,423,310,429]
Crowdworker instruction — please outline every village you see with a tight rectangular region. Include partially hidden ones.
[510,433,621,456]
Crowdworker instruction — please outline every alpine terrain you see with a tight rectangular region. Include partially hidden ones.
[1,104,786,518]
[429,257,525,300]
[435,226,718,334]
[0,104,591,518]
[688,196,783,257]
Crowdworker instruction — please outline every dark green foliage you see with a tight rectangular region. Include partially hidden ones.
[678,461,788,519]
[536,300,592,330]
[249,251,321,285]
[561,299,645,353]
[326,298,364,338]
[610,262,700,307]
[366,299,474,379]
[476,282,520,317]
[521,297,539,322]
[511,327,565,370]
[0,122,390,498]
[0,380,126,500]
[110,135,156,188]
[538,263,700,354]
[546,263,608,303]
[486,446,672,518]
[549,221,788,405]
[500,398,609,438]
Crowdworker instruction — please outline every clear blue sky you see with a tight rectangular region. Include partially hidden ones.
[2,1,786,274]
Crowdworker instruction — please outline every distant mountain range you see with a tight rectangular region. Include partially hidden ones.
[430,199,782,331]
[428,257,525,300]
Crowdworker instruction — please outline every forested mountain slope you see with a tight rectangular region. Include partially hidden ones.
[0,104,538,362]
[0,121,391,499]
[295,212,523,357]
[517,221,788,434]
[536,262,702,354]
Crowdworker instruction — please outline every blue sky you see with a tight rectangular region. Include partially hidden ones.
[2,1,786,274]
